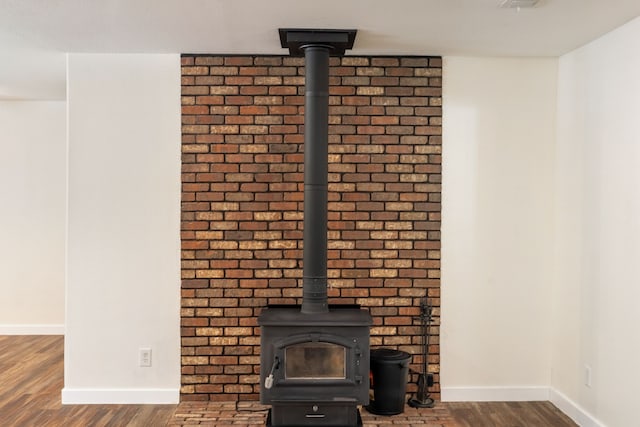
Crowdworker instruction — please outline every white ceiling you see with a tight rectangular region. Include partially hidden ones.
[2,0,640,100]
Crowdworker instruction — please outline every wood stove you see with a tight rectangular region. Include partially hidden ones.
[259,305,370,426]
[259,29,372,427]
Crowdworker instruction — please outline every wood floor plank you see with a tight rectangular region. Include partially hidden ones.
[448,401,577,427]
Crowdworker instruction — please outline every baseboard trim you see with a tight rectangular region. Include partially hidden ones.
[549,387,606,427]
[0,324,64,335]
[61,388,179,404]
[441,386,550,402]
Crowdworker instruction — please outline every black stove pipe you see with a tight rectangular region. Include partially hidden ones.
[301,44,330,315]
[278,29,357,315]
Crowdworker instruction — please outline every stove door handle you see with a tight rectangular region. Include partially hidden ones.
[265,374,274,389]
[265,356,280,389]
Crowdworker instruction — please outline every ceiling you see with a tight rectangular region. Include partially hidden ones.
[2,0,640,100]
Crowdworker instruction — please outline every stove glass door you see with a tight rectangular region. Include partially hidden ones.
[284,341,346,379]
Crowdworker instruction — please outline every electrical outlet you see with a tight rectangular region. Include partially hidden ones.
[140,348,152,367]
[584,365,592,388]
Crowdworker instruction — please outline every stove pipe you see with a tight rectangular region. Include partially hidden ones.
[279,29,357,315]
[301,44,330,314]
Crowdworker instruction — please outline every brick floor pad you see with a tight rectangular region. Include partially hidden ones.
[169,401,458,427]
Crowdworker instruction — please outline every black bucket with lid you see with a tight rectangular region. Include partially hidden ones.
[366,348,411,415]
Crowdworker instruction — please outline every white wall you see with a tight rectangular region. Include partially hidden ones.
[0,101,66,333]
[553,16,640,427]
[441,57,558,401]
[63,54,181,403]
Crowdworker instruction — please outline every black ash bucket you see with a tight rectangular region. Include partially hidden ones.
[366,348,411,415]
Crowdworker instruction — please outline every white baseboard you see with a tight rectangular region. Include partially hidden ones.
[61,388,179,404]
[0,324,64,335]
[549,388,606,427]
[441,386,550,402]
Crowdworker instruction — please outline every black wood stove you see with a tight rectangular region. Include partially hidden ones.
[258,29,372,427]
[259,305,371,426]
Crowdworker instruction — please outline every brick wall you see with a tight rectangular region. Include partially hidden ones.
[181,55,442,402]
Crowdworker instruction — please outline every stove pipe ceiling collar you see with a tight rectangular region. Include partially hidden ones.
[279,28,357,56]
[279,29,357,315]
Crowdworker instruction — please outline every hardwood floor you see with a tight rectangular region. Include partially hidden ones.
[0,335,176,426]
[0,335,577,426]
[447,401,577,427]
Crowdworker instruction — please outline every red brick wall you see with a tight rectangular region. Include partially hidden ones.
[181,55,442,401]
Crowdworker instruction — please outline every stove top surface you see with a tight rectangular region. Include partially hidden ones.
[258,305,372,326]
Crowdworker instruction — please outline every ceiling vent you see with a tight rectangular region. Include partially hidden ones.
[499,0,540,8]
